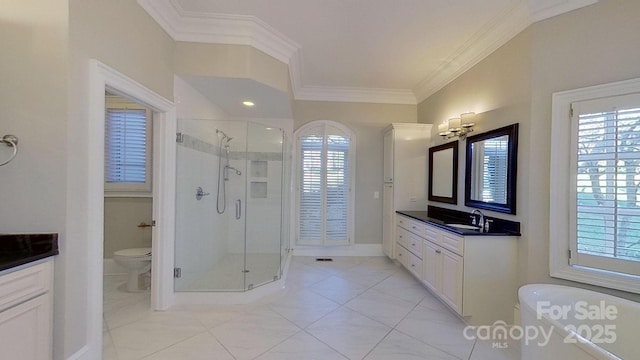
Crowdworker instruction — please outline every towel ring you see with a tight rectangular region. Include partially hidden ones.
[0,135,18,166]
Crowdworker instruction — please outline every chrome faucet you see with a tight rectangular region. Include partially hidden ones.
[470,209,484,229]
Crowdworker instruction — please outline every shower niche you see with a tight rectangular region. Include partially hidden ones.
[250,160,268,199]
[174,119,288,292]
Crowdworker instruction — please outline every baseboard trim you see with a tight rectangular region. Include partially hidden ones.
[292,244,384,257]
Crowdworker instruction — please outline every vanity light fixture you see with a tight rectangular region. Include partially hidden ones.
[439,112,476,140]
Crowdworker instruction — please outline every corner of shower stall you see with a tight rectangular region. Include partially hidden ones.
[172,118,292,303]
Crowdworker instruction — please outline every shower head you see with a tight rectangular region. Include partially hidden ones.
[216,129,231,141]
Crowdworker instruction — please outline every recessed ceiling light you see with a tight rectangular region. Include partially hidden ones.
[242,101,255,107]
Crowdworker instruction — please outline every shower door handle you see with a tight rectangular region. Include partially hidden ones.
[235,199,241,220]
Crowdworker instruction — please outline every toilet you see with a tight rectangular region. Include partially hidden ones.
[113,248,152,292]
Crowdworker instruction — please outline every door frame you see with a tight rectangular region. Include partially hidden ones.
[85,60,176,358]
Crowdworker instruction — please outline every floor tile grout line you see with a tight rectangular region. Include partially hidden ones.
[361,327,396,360]
[206,327,240,360]
[299,327,352,360]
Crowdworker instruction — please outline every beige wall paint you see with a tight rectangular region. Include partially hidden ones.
[104,198,153,258]
[64,0,176,358]
[0,1,69,358]
[174,42,290,93]
[70,0,175,99]
[418,29,532,230]
[419,0,640,302]
[293,101,417,244]
[0,1,68,232]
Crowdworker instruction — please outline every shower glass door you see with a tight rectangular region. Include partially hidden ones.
[244,122,284,289]
[174,119,284,292]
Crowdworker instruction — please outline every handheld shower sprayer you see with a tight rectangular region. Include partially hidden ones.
[216,129,232,142]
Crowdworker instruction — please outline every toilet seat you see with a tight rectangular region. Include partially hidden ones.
[114,248,151,258]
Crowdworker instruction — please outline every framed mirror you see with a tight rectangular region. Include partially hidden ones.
[465,123,518,214]
[428,140,458,204]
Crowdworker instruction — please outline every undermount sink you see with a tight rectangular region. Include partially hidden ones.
[445,224,481,230]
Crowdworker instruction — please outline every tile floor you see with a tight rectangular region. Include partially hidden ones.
[104,256,520,360]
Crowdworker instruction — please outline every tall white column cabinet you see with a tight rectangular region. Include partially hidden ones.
[382,123,432,258]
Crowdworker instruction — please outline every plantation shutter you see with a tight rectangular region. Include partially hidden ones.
[299,132,324,243]
[470,136,508,203]
[105,108,147,183]
[481,136,508,203]
[297,123,351,246]
[571,93,640,276]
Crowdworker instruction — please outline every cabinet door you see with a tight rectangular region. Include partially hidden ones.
[383,130,393,182]
[0,293,51,360]
[440,248,463,314]
[382,183,394,258]
[422,240,440,293]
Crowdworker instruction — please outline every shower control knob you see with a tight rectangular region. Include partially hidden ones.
[196,186,210,200]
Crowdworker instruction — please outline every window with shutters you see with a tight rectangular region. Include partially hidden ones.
[104,93,152,195]
[295,121,355,246]
[550,78,640,293]
[471,136,508,203]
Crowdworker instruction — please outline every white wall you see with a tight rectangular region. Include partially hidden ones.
[174,76,229,120]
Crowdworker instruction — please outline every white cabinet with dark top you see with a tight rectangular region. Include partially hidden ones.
[396,212,519,326]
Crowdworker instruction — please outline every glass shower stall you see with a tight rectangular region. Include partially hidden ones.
[174,118,289,292]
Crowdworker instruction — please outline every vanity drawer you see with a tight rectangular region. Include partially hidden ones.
[396,227,409,248]
[407,233,422,258]
[396,215,410,230]
[407,251,422,278]
[406,219,425,236]
[440,232,464,256]
[397,215,425,236]
[423,225,440,244]
[395,243,408,267]
[0,261,52,312]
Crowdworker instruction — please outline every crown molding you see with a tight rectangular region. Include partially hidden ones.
[137,0,300,64]
[529,0,598,23]
[295,86,417,105]
[413,0,597,103]
[139,0,597,105]
[413,2,531,103]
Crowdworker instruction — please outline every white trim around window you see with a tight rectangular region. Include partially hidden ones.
[104,94,153,195]
[550,77,640,294]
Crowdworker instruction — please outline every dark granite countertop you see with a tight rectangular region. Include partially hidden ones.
[0,233,59,272]
[397,210,521,236]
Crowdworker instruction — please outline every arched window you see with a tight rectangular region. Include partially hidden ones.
[294,121,355,246]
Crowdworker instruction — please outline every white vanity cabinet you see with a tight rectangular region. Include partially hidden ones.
[395,216,424,279]
[0,261,53,360]
[396,213,518,326]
